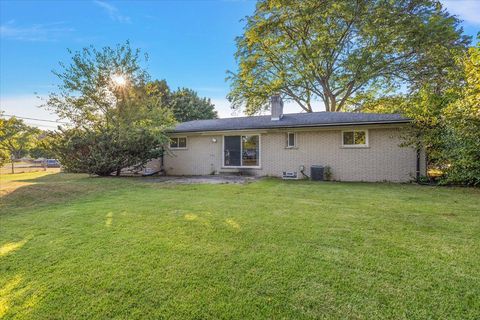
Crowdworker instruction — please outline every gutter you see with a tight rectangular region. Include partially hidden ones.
[169,119,411,134]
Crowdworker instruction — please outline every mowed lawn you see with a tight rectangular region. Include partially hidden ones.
[1,172,479,319]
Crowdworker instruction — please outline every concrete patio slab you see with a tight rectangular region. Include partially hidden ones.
[148,175,259,184]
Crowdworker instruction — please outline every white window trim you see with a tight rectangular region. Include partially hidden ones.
[222,134,261,168]
[286,132,296,148]
[169,136,188,150]
[341,129,369,148]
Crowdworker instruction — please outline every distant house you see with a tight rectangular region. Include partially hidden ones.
[155,96,426,182]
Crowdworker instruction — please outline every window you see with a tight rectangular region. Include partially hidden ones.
[170,137,187,149]
[286,132,296,148]
[224,135,260,167]
[342,130,368,147]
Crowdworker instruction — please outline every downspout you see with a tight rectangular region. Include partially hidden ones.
[300,165,310,179]
[415,131,422,183]
[416,148,421,182]
[159,147,166,176]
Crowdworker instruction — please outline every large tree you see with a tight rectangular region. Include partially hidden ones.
[0,116,38,173]
[146,80,217,122]
[29,130,58,159]
[361,40,479,185]
[44,42,175,176]
[169,88,217,122]
[228,0,470,113]
[440,44,480,185]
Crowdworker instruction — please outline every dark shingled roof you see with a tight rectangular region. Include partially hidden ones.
[172,112,409,133]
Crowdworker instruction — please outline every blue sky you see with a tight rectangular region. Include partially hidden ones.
[0,0,478,129]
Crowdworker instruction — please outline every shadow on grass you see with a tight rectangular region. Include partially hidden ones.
[0,172,182,216]
[0,173,125,215]
[0,172,184,216]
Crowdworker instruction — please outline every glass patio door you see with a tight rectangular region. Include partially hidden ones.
[224,135,259,167]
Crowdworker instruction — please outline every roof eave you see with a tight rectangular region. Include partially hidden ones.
[170,119,411,134]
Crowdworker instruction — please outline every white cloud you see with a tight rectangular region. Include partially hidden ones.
[0,21,74,42]
[93,1,131,24]
[442,0,480,25]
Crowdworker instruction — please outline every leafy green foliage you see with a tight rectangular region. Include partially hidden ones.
[169,88,217,122]
[359,42,480,186]
[53,122,169,175]
[29,131,57,159]
[228,0,469,113]
[399,46,479,186]
[0,149,9,168]
[45,42,150,127]
[145,79,171,108]
[0,116,38,169]
[440,45,480,185]
[44,42,175,176]
[146,80,217,122]
[358,96,407,114]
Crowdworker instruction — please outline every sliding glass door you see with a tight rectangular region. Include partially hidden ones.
[224,135,259,167]
[224,136,241,166]
[241,135,259,166]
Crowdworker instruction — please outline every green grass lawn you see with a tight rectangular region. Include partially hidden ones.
[1,172,479,319]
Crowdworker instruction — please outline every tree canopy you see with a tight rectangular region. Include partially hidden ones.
[169,88,217,122]
[44,42,175,176]
[361,40,480,185]
[440,44,480,185]
[29,131,58,159]
[146,80,217,122]
[228,0,470,113]
[42,41,217,176]
[0,116,39,172]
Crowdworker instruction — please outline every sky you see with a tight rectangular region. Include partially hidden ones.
[0,0,479,129]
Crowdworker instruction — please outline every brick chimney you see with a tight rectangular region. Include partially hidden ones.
[270,95,283,121]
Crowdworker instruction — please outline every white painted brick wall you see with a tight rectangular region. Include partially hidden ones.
[164,127,424,182]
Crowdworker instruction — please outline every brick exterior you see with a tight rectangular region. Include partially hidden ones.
[163,126,426,182]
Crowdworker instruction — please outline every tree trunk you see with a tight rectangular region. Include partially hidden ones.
[322,88,339,112]
[325,94,337,112]
[330,97,337,112]
[116,168,121,176]
[11,155,14,174]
